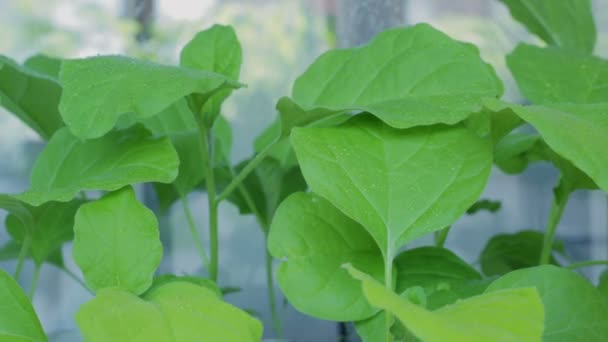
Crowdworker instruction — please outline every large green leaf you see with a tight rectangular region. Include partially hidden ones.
[507,44,607,104]
[291,115,492,257]
[268,192,383,321]
[393,247,481,293]
[499,0,596,53]
[76,282,262,342]
[0,55,63,140]
[507,103,608,192]
[72,187,162,295]
[278,23,502,134]
[479,230,563,276]
[0,269,47,342]
[144,274,221,298]
[24,54,62,80]
[347,265,544,342]
[58,55,240,139]
[16,125,179,206]
[180,24,242,123]
[487,265,608,340]
[0,194,82,266]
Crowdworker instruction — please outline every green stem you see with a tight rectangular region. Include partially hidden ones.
[384,250,394,342]
[567,260,608,269]
[180,193,210,270]
[434,226,451,247]
[215,141,275,204]
[265,243,282,338]
[198,121,219,282]
[539,178,570,265]
[28,264,41,299]
[59,266,93,295]
[14,235,31,279]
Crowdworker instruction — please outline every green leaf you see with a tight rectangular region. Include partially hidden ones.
[487,265,608,340]
[72,187,162,295]
[425,278,496,310]
[599,270,608,300]
[499,0,596,53]
[0,194,83,266]
[278,23,502,134]
[346,265,544,342]
[507,44,607,104]
[24,54,62,80]
[16,125,179,206]
[180,24,242,123]
[393,247,481,294]
[144,274,221,298]
[508,103,608,192]
[480,230,563,276]
[76,282,262,342]
[494,133,541,174]
[0,55,63,140]
[59,55,240,139]
[466,199,502,215]
[0,269,47,342]
[291,115,492,257]
[268,192,383,321]
[227,157,307,228]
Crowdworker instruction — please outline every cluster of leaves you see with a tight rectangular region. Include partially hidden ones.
[0,0,607,341]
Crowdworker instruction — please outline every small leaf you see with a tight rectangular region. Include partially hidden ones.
[0,269,47,342]
[291,115,492,257]
[494,133,541,174]
[268,192,383,321]
[499,0,596,53]
[76,282,262,341]
[393,247,481,293]
[487,265,608,340]
[508,103,608,192]
[72,187,163,295]
[59,55,241,139]
[346,265,544,342]
[507,44,607,104]
[16,125,179,206]
[279,23,502,134]
[0,55,63,140]
[480,230,563,276]
[466,199,502,215]
[180,24,242,123]
[0,194,83,266]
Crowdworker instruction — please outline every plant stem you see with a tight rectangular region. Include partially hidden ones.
[567,260,608,269]
[198,121,219,282]
[539,179,570,265]
[265,245,282,338]
[14,235,32,279]
[59,265,93,295]
[180,193,210,270]
[384,250,394,342]
[29,264,41,299]
[434,226,451,247]
[215,141,275,204]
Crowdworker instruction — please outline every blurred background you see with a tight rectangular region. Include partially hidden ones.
[1,0,607,341]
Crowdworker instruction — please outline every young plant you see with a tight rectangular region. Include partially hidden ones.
[0,0,607,341]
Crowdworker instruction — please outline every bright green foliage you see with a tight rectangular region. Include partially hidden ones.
[347,265,544,342]
[507,45,608,104]
[291,115,492,257]
[0,269,47,342]
[0,195,82,266]
[24,54,62,80]
[278,23,502,134]
[228,158,307,228]
[508,103,608,192]
[16,125,179,206]
[180,24,242,123]
[599,270,608,300]
[268,192,383,321]
[487,265,608,340]
[0,55,63,140]
[480,230,564,276]
[72,187,163,295]
[76,282,263,342]
[145,274,221,298]
[499,0,596,53]
[59,55,241,139]
[393,247,481,293]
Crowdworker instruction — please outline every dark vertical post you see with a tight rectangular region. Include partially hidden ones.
[123,0,155,42]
